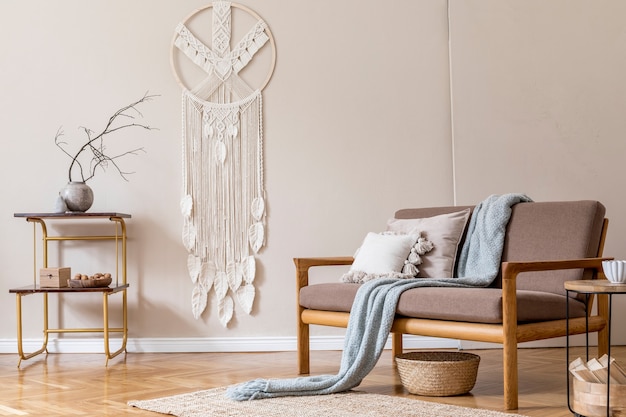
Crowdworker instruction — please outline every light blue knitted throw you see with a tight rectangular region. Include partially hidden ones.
[226,193,532,401]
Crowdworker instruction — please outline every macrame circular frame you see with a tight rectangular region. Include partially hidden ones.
[170,1,276,94]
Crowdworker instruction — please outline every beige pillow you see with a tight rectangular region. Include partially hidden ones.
[386,208,471,278]
[341,232,418,283]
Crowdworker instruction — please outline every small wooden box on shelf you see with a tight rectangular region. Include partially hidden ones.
[39,267,71,288]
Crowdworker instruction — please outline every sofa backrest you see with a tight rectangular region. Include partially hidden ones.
[500,200,605,296]
[394,200,606,296]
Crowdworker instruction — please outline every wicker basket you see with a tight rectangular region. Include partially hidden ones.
[395,351,480,396]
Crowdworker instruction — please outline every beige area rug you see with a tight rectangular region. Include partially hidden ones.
[128,386,527,417]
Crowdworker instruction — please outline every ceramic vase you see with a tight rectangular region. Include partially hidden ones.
[60,181,94,212]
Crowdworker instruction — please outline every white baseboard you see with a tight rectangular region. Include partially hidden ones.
[0,335,460,354]
[0,333,593,355]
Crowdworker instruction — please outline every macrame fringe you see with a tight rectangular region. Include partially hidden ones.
[182,90,266,325]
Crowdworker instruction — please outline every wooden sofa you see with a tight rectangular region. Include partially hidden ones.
[295,200,609,410]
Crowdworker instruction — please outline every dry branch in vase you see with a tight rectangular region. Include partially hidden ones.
[54,92,159,183]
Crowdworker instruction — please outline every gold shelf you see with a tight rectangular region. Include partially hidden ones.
[9,213,130,367]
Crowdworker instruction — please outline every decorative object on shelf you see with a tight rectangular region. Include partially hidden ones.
[171,1,276,326]
[39,267,71,288]
[68,276,113,288]
[54,93,158,212]
[60,181,94,212]
[54,193,68,213]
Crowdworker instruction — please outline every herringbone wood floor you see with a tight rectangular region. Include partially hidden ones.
[0,346,618,416]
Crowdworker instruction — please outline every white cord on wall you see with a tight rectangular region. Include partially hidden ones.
[447,0,458,206]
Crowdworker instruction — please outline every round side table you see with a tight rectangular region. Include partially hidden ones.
[565,280,626,417]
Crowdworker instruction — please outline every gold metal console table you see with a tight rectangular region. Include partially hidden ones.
[9,212,130,367]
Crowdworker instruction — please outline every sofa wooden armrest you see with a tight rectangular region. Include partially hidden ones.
[294,256,353,375]
[501,257,611,342]
[499,257,610,410]
[294,257,353,287]
[502,257,609,275]
[501,257,610,333]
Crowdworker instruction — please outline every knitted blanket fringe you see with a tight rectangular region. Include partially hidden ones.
[226,193,532,401]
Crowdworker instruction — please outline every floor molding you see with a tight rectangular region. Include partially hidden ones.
[0,335,460,354]
[0,334,589,354]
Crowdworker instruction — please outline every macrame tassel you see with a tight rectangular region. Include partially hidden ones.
[191,284,208,319]
[415,236,434,255]
[251,197,265,221]
[407,248,422,265]
[248,222,265,253]
[399,234,435,277]
[402,261,419,276]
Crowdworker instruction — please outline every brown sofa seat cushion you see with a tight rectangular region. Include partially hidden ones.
[299,283,587,323]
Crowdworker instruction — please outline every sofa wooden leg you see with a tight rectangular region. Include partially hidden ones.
[298,321,310,374]
[391,332,403,360]
[503,339,519,410]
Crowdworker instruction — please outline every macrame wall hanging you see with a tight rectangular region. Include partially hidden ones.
[170,1,276,327]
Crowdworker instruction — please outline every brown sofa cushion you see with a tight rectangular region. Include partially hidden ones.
[499,200,605,296]
[396,201,606,296]
[386,208,471,278]
[299,283,587,323]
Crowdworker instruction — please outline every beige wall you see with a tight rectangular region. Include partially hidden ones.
[1,0,624,352]
[449,0,626,344]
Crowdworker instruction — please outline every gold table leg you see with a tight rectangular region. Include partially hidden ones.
[16,293,49,368]
[103,291,128,366]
